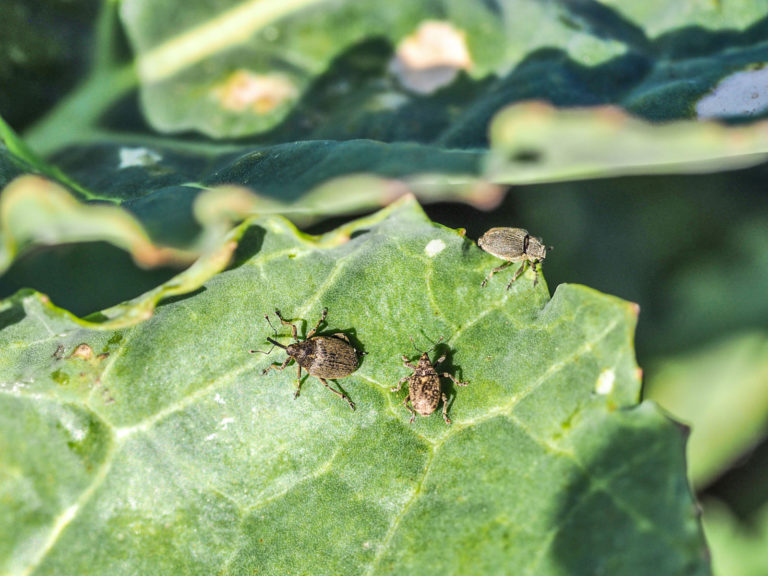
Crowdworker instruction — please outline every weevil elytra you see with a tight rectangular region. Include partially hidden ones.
[251,308,360,410]
[478,227,548,288]
[391,337,468,425]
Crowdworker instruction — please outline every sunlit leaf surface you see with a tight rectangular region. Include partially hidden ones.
[0,201,706,575]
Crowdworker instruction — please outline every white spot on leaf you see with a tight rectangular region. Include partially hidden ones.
[220,417,235,430]
[371,92,411,111]
[118,147,162,169]
[390,21,472,94]
[424,239,446,257]
[214,393,226,405]
[60,411,87,442]
[697,67,768,119]
[595,369,615,395]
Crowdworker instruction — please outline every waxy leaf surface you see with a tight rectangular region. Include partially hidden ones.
[0,200,707,575]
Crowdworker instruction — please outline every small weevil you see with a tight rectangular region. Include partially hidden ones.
[478,227,548,288]
[252,308,360,410]
[391,337,468,425]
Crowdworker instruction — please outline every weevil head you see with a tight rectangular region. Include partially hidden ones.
[526,236,547,260]
[417,352,433,369]
[287,340,314,365]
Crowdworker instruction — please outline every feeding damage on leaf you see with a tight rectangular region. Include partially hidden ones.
[211,70,299,114]
[390,20,472,94]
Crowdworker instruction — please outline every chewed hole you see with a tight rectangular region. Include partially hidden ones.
[509,148,543,164]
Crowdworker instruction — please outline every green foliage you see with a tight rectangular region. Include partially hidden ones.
[3,0,768,293]
[703,499,768,576]
[0,200,705,575]
[6,0,768,573]
[646,333,768,488]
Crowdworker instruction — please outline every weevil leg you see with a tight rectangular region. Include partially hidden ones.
[404,394,416,424]
[274,309,298,341]
[262,356,292,375]
[441,373,468,387]
[441,392,452,425]
[391,375,409,393]
[402,355,418,370]
[481,260,512,287]
[318,378,356,411]
[507,261,529,289]
[306,307,328,339]
[531,260,540,286]
[294,364,303,398]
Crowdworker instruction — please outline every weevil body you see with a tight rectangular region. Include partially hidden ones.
[478,227,547,288]
[254,308,359,410]
[391,338,468,425]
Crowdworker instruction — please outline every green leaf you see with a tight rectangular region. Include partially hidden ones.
[702,499,768,576]
[0,175,266,327]
[0,200,707,575]
[6,0,768,293]
[119,0,504,137]
[645,332,768,488]
[599,2,768,38]
[485,102,768,185]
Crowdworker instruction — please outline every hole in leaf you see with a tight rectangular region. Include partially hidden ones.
[510,148,543,164]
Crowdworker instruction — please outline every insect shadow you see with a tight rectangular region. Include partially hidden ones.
[423,339,466,404]
[459,232,476,256]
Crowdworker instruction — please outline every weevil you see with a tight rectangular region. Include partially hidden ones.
[478,227,548,288]
[391,337,468,425]
[251,308,360,410]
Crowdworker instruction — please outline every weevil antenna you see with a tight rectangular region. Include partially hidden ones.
[264,314,279,336]
[409,335,444,354]
[250,337,289,354]
[250,314,285,354]
[427,336,445,355]
[265,337,287,349]
[250,344,275,355]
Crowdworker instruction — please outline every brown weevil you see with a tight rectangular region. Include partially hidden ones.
[391,337,468,425]
[478,227,548,288]
[251,308,360,410]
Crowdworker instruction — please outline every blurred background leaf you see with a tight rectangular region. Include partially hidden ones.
[645,333,768,488]
[703,498,768,576]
